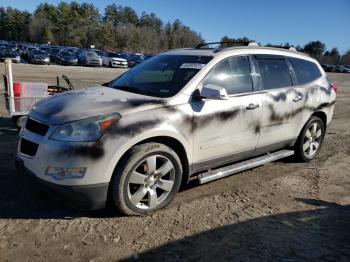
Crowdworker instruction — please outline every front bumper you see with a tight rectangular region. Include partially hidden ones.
[15,156,109,210]
[61,60,78,65]
[31,59,50,64]
[111,61,128,68]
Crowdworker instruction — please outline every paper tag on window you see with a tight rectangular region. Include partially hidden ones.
[180,63,206,69]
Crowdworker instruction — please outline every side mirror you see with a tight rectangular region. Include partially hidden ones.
[200,84,228,100]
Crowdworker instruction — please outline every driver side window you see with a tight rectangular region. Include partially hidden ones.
[203,56,253,95]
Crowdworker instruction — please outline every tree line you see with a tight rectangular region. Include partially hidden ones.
[0,2,203,53]
[0,2,348,64]
[221,36,350,65]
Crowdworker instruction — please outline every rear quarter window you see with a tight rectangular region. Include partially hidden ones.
[289,57,322,85]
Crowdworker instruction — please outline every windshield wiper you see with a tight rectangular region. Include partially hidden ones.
[112,85,146,95]
[112,85,152,96]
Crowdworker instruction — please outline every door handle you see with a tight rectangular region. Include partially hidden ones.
[246,103,260,110]
[293,94,304,102]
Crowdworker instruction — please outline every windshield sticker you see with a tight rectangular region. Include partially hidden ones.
[180,63,206,69]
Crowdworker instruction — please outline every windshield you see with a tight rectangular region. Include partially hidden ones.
[111,55,213,97]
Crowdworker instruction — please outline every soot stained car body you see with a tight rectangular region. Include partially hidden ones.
[16,44,336,215]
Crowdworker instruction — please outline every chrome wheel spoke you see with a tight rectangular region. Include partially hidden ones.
[316,129,322,138]
[130,186,147,206]
[145,156,157,173]
[312,123,317,134]
[157,160,173,177]
[303,140,311,151]
[305,130,312,139]
[309,146,315,156]
[313,141,320,150]
[129,171,147,184]
[157,179,174,192]
[148,189,158,208]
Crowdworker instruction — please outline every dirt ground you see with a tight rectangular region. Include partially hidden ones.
[0,63,349,262]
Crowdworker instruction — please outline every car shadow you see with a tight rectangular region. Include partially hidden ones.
[121,198,350,262]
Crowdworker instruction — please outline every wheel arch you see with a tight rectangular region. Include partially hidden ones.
[311,111,327,129]
[107,135,191,201]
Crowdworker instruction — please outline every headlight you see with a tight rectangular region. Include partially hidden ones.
[50,113,121,142]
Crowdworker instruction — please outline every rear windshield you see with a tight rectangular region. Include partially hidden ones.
[111,55,213,97]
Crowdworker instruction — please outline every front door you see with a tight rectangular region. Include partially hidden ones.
[191,55,262,169]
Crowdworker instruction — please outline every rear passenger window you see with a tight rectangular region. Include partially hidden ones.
[256,58,292,90]
[289,57,322,85]
[203,56,253,95]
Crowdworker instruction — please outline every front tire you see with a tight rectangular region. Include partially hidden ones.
[111,143,183,215]
[294,116,325,162]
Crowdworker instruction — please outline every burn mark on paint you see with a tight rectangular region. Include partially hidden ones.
[269,100,336,123]
[191,108,241,132]
[124,99,165,107]
[56,141,105,160]
[107,118,162,137]
[254,123,261,134]
[269,92,287,102]
[320,85,335,96]
[72,141,105,159]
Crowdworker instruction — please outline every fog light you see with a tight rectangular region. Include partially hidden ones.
[45,166,86,180]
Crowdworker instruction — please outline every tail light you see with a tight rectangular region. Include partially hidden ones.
[331,83,337,93]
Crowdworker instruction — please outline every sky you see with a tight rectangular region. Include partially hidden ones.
[2,0,350,53]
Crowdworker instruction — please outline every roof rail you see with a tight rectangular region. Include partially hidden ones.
[248,42,259,47]
[195,41,255,49]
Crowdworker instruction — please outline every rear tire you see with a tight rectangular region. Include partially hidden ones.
[111,143,183,216]
[294,116,325,162]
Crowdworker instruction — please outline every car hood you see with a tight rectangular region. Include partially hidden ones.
[30,86,166,124]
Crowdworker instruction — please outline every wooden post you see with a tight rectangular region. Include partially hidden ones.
[5,59,15,113]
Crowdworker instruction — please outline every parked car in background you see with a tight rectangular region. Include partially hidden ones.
[78,50,102,66]
[335,65,350,73]
[28,49,50,64]
[321,64,331,72]
[49,46,62,62]
[102,51,128,68]
[127,54,145,67]
[56,51,78,65]
[327,65,336,72]
[0,48,21,63]
[22,46,38,60]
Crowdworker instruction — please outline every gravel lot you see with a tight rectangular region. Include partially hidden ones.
[0,63,349,261]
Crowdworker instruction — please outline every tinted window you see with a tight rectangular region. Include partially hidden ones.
[289,58,322,85]
[204,56,253,95]
[256,58,292,89]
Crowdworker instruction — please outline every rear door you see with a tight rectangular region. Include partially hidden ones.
[253,55,300,148]
[287,57,322,132]
[191,55,262,169]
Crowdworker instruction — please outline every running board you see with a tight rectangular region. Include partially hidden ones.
[198,150,294,184]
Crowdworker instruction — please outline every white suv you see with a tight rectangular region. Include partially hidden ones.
[15,43,336,215]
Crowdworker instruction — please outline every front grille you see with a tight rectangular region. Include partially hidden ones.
[20,138,39,156]
[26,118,49,136]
